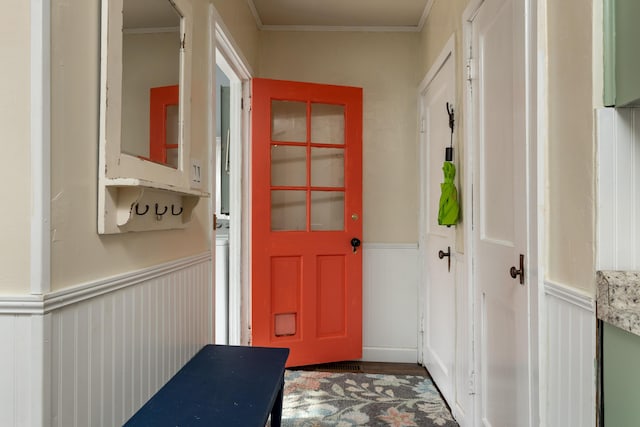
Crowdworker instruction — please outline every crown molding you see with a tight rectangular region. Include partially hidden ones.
[247,0,434,33]
[417,0,434,32]
[247,0,263,28]
[259,24,421,33]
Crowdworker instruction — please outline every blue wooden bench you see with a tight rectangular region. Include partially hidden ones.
[124,344,289,427]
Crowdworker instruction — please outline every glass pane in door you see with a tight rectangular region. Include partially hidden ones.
[311,191,344,231]
[272,190,307,231]
[271,145,307,186]
[311,147,344,187]
[311,103,344,145]
[272,101,307,142]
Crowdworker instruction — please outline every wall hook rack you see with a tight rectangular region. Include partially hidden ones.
[171,205,184,216]
[156,203,169,217]
[135,203,149,215]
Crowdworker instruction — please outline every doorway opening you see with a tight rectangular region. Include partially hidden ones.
[212,10,252,346]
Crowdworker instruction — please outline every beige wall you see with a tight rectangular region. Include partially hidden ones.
[419,0,470,252]
[211,0,261,73]
[546,1,596,293]
[8,0,598,294]
[419,0,469,76]
[50,0,211,291]
[259,31,420,243]
[0,1,31,294]
[419,0,597,293]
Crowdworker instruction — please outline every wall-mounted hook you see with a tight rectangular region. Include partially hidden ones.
[445,102,455,162]
[155,203,168,220]
[446,102,455,132]
[135,203,149,215]
[171,204,183,216]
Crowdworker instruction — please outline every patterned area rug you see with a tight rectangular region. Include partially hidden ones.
[277,370,459,427]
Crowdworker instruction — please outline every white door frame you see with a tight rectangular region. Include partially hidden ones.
[210,6,253,346]
[462,0,541,425]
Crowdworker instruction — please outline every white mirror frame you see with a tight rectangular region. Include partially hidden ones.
[98,0,207,234]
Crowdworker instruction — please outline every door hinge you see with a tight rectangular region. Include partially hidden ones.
[420,117,426,134]
[419,315,425,333]
[181,33,186,49]
[466,59,473,82]
[241,97,244,110]
[468,370,477,395]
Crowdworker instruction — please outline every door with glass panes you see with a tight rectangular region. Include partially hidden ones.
[251,78,362,367]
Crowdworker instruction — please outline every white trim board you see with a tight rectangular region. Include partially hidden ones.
[0,253,212,315]
[544,280,594,312]
[30,0,51,295]
[362,347,417,364]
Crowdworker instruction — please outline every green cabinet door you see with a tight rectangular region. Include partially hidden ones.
[603,322,640,426]
[604,0,640,106]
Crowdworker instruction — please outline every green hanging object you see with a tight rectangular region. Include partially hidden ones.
[438,161,460,226]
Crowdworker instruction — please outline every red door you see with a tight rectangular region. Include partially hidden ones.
[149,85,179,166]
[251,78,363,367]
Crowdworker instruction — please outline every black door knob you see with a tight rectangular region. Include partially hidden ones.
[350,238,361,253]
[438,246,451,272]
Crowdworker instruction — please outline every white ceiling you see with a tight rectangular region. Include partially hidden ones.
[124,0,181,30]
[248,0,433,31]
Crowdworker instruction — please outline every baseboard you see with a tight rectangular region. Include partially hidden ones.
[361,347,418,364]
[543,280,596,427]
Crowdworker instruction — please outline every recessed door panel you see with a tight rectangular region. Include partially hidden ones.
[479,0,516,246]
[316,255,346,338]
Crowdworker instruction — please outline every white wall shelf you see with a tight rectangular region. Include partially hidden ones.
[99,179,208,234]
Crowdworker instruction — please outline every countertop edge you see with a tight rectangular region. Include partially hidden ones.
[597,270,640,336]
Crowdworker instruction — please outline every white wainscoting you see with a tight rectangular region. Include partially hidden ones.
[362,243,419,363]
[49,256,211,427]
[544,281,596,427]
[0,253,211,427]
[597,107,640,270]
[0,315,46,427]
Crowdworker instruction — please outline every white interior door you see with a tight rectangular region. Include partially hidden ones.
[471,0,530,425]
[421,51,456,406]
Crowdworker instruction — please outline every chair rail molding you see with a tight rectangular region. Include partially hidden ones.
[0,252,211,315]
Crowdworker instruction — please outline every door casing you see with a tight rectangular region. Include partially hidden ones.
[211,5,253,346]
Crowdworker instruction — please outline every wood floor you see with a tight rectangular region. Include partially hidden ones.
[292,361,430,376]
